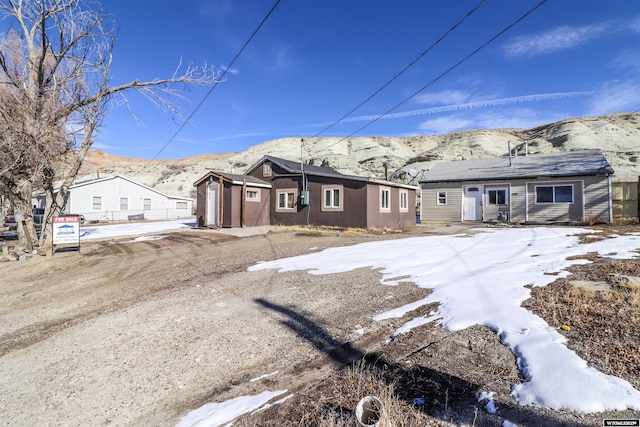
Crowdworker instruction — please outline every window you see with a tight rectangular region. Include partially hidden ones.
[276,189,297,211]
[437,192,447,205]
[143,198,151,210]
[380,187,390,212]
[176,201,188,209]
[322,185,343,211]
[487,189,507,206]
[92,196,102,210]
[263,164,272,177]
[535,185,573,204]
[119,197,128,211]
[399,189,409,212]
[246,189,260,202]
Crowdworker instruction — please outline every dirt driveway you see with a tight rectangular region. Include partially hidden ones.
[0,226,441,426]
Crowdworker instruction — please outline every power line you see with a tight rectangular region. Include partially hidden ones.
[312,0,548,157]
[151,0,282,160]
[309,0,487,142]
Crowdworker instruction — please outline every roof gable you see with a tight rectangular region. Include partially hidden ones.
[193,171,271,188]
[420,150,614,183]
[245,155,347,179]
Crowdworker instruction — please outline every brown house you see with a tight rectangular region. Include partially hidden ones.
[193,171,271,228]
[244,156,418,229]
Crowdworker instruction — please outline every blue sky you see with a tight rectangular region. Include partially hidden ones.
[95,0,640,159]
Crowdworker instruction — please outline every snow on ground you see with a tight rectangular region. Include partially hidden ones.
[246,227,640,415]
[175,390,288,427]
[79,220,195,241]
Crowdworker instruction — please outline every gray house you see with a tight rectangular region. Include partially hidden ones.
[420,149,615,224]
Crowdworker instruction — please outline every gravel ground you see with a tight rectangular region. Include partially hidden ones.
[0,226,442,426]
[1,223,638,427]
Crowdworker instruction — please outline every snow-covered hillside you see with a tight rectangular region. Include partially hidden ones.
[78,112,640,198]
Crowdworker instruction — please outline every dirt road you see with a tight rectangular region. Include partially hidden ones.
[0,227,433,426]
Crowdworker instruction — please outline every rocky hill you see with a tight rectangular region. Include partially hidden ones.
[78,112,640,199]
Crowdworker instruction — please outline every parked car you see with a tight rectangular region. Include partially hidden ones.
[1,209,84,230]
[3,213,16,230]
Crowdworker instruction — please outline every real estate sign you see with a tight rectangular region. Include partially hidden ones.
[52,215,81,247]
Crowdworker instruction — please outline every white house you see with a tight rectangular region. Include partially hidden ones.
[59,175,193,222]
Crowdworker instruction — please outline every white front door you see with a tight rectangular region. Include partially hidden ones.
[207,183,219,227]
[463,186,483,221]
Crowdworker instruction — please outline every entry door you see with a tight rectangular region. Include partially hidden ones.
[207,183,219,227]
[463,186,483,221]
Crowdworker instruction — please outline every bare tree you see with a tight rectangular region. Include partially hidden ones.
[0,0,219,252]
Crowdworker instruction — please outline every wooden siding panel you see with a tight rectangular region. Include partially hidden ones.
[421,184,462,221]
[366,185,416,228]
[584,176,611,222]
[526,179,584,222]
[508,182,527,223]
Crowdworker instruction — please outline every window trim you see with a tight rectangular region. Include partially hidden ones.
[119,197,128,211]
[143,198,152,211]
[486,188,508,206]
[92,195,102,210]
[275,188,297,212]
[380,186,391,213]
[321,185,343,212]
[176,201,188,210]
[399,189,409,212]
[263,163,272,177]
[246,188,261,203]
[437,191,447,206]
[535,184,574,204]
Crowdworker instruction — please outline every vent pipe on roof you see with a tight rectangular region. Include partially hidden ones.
[508,141,512,167]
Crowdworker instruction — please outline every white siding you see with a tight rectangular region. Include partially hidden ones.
[66,176,193,222]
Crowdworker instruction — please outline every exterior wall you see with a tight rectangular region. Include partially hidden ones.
[68,176,192,222]
[366,184,416,228]
[195,178,270,228]
[526,178,585,222]
[421,174,611,223]
[195,180,207,227]
[583,176,612,222]
[247,159,415,229]
[421,183,463,222]
[244,186,270,227]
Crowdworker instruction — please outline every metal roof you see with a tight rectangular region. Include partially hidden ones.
[247,155,419,189]
[420,149,614,183]
[193,171,271,188]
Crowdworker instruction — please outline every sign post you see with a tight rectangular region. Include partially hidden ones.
[52,215,81,254]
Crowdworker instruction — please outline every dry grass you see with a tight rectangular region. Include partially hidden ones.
[233,359,449,427]
[235,226,640,426]
[523,257,640,389]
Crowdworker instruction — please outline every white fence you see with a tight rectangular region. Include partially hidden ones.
[72,208,194,223]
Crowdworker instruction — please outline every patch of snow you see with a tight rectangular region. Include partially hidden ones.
[80,220,195,241]
[478,391,497,414]
[248,227,640,413]
[175,390,287,427]
[249,371,279,382]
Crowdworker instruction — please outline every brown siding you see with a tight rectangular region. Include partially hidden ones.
[195,181,207,227]
[247,159,415,229]
[244,187,271,226]
[366,184,416,228]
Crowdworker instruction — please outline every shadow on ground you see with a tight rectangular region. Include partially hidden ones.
[254,297,592,427]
